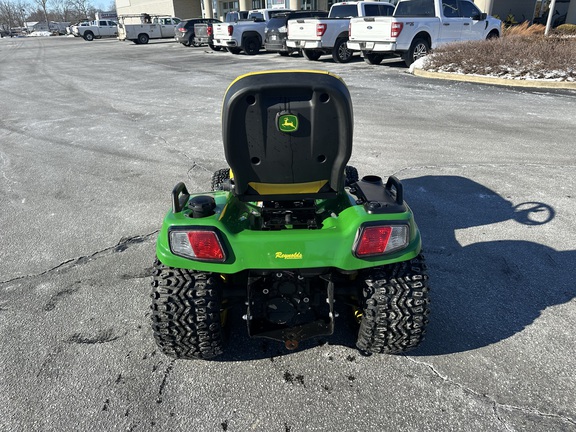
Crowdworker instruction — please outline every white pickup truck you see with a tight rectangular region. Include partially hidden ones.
[286,1,395,63]
[213,8,293,55]
[71,20,118,41]
[117,14,181,44]
[348,0,501,66]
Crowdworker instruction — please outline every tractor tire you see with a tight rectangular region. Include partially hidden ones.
[137,33,149,44]
[211,168,230,191]
[83,31,94,41]
[332,38,353,63]
[150,259,224,360]
[302,49,321,61]
[345,165,359,187]
[403,37,429,67]
[356,254,430,354]
[363,52,384,65]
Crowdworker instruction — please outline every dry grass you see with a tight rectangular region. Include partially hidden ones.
[422,27,576,81]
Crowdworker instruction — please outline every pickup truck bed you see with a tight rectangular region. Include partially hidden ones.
[286,1,395,63]
[347,0,501,66]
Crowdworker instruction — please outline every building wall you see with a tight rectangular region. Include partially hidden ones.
[568,1,576,24]
[174,0,202,18]
[474,0,537,22]
[116,0,572,25]
[116,0,176,17]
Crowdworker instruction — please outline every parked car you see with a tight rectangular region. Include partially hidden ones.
[264,10,328,56]
[175,18,221,46]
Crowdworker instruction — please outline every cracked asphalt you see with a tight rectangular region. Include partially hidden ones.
[1,37,575,431]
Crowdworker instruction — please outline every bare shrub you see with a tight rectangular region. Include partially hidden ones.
[554,24,576,35]
[423,35,576,81]
[504,22,545,36]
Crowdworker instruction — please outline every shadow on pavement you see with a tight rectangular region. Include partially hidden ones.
[402,175,575,356]
[213,175,575,361]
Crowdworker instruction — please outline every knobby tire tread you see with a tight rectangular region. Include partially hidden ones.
[356,254,430,354]
[150,259,224,359]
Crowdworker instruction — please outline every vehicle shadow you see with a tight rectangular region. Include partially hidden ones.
[215,175,575,361]
[401,175,575,356]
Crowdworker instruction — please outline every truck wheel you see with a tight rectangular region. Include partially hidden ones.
[302,49,321,61]
[211,168,230,191]
[356,254,430,354]
[209,43,222,51]
[243,36,261,55]
[227,47,242,54]
[83,31,94,41]
[403,38,429,67]
[486,30,499,40]
[137,33,149,44]
[332,38,353,63]
[151,259,225,360]
[363,52,384,65]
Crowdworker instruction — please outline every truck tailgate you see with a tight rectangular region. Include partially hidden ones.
[349,16,394,42]
[287,19,321,41]
[213,23,229,38]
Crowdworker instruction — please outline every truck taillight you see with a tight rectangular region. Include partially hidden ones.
[316,23,327,37]
[354,225,409,258]
[170,229,226,262]
[391,22,403,38]
[207,26,213,36]
[228,25,233,36]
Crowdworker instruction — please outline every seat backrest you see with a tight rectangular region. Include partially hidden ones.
[221,70,353,201]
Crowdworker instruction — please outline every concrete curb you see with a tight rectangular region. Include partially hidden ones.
[412,67,576,89]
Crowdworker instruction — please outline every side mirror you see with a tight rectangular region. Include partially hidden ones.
[477,13,487,20]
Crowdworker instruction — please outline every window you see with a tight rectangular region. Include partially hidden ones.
[459,0,481,19]
[330,4,359,18]
[394,0,434,17]
[364,4,380,16]
[442,0,460,17]
[300,0,318,10]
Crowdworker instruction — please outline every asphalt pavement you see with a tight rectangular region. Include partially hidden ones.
[1,36,575,431]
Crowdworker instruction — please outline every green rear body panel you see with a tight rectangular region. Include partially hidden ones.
[156,191,422,274]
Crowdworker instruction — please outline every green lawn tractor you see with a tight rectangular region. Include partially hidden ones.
[151,70,430,359]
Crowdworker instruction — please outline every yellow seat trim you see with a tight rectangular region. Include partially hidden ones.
[248,180,328,195]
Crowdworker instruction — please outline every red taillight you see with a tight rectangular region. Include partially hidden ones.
[356,226,392,257]
[207,26,213,36]
[316,23,327,37]
[391,22,403,38]
[354,225,409,257]
[348,22,352,38]
[178,27,186,32]
[187,231,225,260]
[170,230,226,262]
[228,25,233,36]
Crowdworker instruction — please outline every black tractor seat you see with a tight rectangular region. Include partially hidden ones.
[221,70,353,202]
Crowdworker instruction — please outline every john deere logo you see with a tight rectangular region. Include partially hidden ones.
[279,114,298,133]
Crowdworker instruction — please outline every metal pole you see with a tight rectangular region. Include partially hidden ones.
[545,0,557,35]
